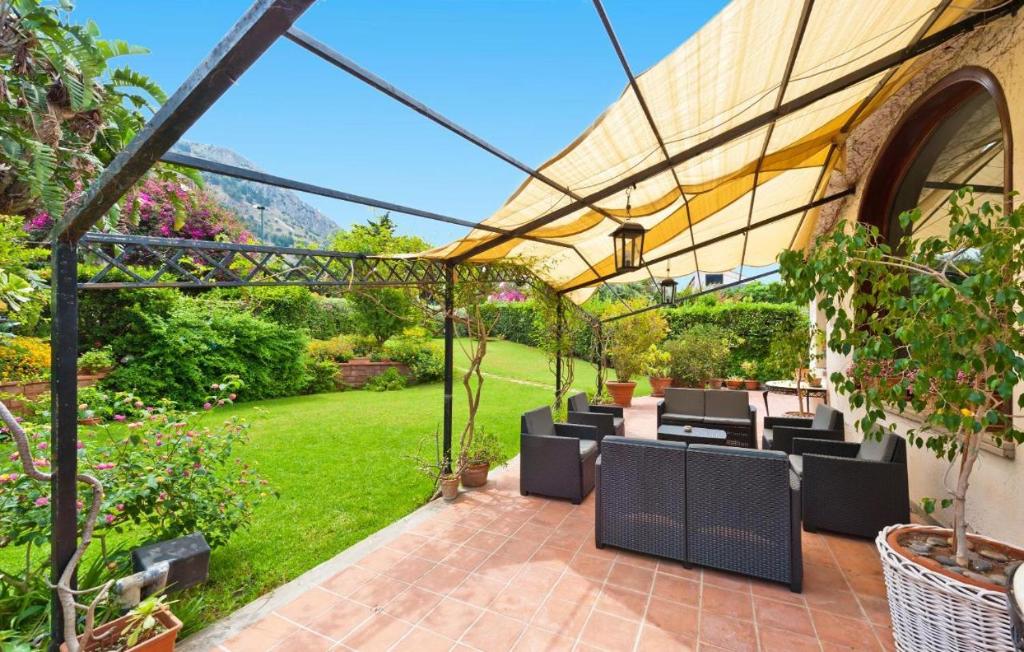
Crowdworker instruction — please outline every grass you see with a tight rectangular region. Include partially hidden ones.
[3,339,650,634]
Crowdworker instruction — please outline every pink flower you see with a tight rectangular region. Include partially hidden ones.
[113,414,126,421]
[94,462,116,471]
[76,441,85,450]
[133,401,144,408]
[36,442,47,450]
[228,393,237,401]
[104,514,115,524]
[116,503,125,512]
[203,402,212,411]
[9,452,18,461]
[210,383,220,390]
[34,496,49,507]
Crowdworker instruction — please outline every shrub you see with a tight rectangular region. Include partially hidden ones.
[382,336,443,383]
[350,289,413,345]
[308,335,355,363]
[603,300,668,382]
[103,298,308,406]
[664,302,805,378]
[307,296,356,339]
[240,286,320,332]
[663,324,734,386]
[78,346,115,373]
[364,367,407,392]
[0,336,50,383]
[78,283,180,349]
[303,358,339,394]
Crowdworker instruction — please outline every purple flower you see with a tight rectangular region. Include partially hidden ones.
[113,414,126,421]
[34,496,49,507]
[203,402,212,411]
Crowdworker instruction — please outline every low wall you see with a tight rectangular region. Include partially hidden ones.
[0,372,108,414]
[337,359,411,388]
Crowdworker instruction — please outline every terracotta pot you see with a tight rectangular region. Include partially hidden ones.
[808,376,822,388]
[743,379,760,390]
[707,378,724,389]
[886,524,1024,593]
[648,376,672,397]
[440,475,460,501]
[62,607,181,652]
[605,381,636,407]
[460,463,490,488]
[725,379,743,390]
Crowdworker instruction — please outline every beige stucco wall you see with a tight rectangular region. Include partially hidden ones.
[814,13,1024,546]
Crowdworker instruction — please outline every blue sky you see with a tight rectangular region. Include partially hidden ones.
[74,1,728,245]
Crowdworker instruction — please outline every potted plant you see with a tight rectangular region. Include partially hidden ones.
[740,360,759,390]
[642,344,673,397]
[64,595,182,652]
[77,347,115,375]
[725,375,743,390]
[439,472,460,501]
[602,299,667,407]
[767,323,814,416]
[460,430,503,488]
[663,325,733,388]
[780,190,1024,650]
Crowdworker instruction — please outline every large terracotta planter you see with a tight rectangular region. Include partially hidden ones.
[707,378,724,389]
[606,381,636,407]
[648,376,672,397]
[878,524,1024,651]
[743,379,760,390]
[725,379,743,390]
[62,607,181,652]
[460,463,489,488]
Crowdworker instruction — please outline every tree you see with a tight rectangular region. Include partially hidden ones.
[601,300,668,382]
[331,215,431,345]
[779,189,1024,565]
[0,1,173,220]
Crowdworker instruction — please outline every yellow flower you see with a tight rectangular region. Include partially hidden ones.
[156,476,165,483]
[960,408,973,417]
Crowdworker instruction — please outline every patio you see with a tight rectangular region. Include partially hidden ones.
[189,395,897,652]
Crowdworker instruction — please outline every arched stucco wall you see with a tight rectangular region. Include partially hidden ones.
[813,13,1024,546]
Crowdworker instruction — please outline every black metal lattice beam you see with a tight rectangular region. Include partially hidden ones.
[77,233,537,290]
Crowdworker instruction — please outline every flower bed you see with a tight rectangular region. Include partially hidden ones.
[0,371,108,415]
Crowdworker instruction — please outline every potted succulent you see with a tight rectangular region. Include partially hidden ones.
[460,430,503,488]
[62,594,182,652]
[740,360,759,390]
[724,375,743,390]
[602,300,667,407]
[642,344,673,397]
[780,191,1024,650]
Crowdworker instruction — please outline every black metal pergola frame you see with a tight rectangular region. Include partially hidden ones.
[40,0,1022,646]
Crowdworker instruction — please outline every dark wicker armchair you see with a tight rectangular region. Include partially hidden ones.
[763,404,845,453]
[520,406,599,504]
[567,391,625,440]
[790,432,909,538]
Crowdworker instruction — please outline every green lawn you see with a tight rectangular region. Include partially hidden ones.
[5,339,648,634]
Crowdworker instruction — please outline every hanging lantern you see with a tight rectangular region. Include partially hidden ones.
[611,222,645,272]
[659,277,677,304]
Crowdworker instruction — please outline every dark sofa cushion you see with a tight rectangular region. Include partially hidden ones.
[662,412,705,424]
[704,389,750,420]
[664,388,704,416]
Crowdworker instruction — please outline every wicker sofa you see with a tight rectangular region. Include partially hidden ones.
[520,406,600,504]
[763,404,845,453]
[657,388,757,447]
[596,437,802,591]
[790,431,909,538]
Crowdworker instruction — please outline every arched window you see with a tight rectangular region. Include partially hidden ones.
[860,67,1012,246]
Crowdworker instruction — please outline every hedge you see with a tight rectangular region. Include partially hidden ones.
[664,302,807,378]
[476,300,595,361]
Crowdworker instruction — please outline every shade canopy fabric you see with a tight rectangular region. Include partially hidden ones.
[426,0,973,302]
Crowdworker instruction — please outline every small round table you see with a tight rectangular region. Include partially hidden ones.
[762,379,828,417]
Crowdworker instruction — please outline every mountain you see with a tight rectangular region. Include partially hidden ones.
[171,142,338,247]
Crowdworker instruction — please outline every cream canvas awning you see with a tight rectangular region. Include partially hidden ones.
[426,0,977,302]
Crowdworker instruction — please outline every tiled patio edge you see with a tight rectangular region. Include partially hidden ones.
[178,456,522,651]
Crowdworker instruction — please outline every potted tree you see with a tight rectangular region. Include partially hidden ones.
[740,360,759,390]
[767,323,814,416]
[780,190,1024,650]
[460,430,503,488]
[643,344,673,397]
[602,300,667,406]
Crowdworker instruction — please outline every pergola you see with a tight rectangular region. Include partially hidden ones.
[42,0,1021,646]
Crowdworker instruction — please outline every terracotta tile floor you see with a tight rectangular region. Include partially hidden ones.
[205,393,898,652]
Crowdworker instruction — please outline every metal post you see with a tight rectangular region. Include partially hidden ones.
[442,264,454,473]
[50,238,78,650]
[596,322,605,398]
[554,298,563,407]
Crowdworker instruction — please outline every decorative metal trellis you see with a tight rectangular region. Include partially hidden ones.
[77,232,532,290]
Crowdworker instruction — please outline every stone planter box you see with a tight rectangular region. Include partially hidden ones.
[336,360,412,388]
[0,371,108,414]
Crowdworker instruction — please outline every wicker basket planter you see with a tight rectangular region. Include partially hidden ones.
[877,524,1020,651]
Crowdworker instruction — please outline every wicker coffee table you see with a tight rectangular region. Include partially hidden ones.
[656,425,727,445]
